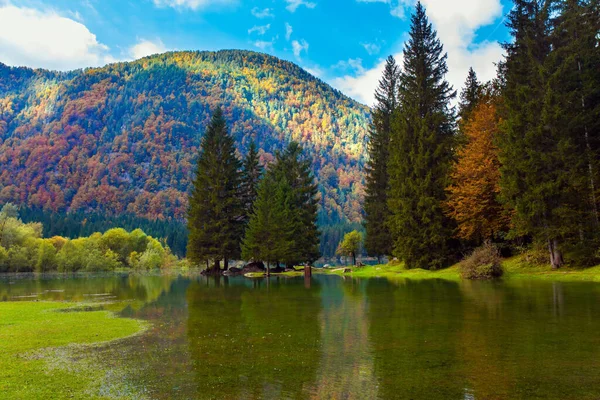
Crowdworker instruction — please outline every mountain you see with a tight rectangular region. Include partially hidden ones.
[0,50,369,228]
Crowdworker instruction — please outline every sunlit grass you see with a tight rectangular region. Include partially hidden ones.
[0,301,145,399]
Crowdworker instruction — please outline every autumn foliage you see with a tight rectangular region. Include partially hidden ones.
[446,100,508,243]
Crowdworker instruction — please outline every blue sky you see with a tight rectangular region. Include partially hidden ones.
[0,0,512,105]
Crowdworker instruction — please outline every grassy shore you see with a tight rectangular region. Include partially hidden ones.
[0,301,145,399]
[315,255,600,282]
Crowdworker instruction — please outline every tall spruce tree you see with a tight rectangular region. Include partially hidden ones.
[241,173,293,270]
[364,55,400,262]
[539,0,600,262]
[387,2,457,270]
[240,141,263,225]
[498,0,584,269]
[458,67,482,123]
[187,107,243,272]
[271,141,320,265]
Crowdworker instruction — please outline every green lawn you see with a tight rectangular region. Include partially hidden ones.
[0,301,145,400]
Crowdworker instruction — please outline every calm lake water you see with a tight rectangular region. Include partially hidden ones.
[2,273,600,399]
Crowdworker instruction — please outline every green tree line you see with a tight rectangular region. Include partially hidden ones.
[364,0,600,270]
[0,203,177,273]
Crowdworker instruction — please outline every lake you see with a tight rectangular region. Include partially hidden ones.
[1,273,600,399]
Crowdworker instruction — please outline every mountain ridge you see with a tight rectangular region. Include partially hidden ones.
[0,49,370,225]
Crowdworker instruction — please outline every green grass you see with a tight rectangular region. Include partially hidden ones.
[0,301,146,399]
[315,255,600,282]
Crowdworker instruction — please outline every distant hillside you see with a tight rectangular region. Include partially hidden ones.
[0,50,370,225]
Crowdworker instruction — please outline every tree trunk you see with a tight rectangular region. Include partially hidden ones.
[548,239,564,270]
[578,60,599,225]
[224,257,229,271]
[266,262,271,277]
[213,259,220,273]
[352,252,356,266]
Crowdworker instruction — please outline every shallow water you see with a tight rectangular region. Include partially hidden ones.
[2,273,600,399]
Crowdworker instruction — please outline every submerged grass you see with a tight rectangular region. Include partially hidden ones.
[0,301,146,399]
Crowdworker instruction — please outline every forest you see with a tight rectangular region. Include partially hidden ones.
[364,0,600,274]
[0,50,368,232]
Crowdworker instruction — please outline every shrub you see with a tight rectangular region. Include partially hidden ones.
[36,240,57,273]
[460,242,503,280]
[136,248,163,271]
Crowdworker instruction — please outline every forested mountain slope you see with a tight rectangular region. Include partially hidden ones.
[0,50,369,225]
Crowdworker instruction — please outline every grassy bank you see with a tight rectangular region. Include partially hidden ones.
[312,255,600,282]
[0,301,145,399]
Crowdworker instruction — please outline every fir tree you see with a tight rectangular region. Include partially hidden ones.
[187,107,243,272]
[498,0,573,269]
[387,2,457,270]
[271,141,320,265]
[364,55,400,262]
[458,67,482,123]
[240,141,264,225]
[241,173,292,271]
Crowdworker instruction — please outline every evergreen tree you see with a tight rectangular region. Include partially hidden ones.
[387,2,457,270]
[241,173,292,270]
[364,56,400,262]
[271,141,320,265]
[458,67,482,123]
[187,107,243,272]
[539,0,600,262]
[240,141,264,225]
[498,0,580,269]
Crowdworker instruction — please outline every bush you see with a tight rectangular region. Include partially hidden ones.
[460,242,503,280]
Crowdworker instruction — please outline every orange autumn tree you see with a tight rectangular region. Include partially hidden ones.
[446,99,508,243]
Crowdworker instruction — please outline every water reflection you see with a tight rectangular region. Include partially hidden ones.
[2,274,600,399]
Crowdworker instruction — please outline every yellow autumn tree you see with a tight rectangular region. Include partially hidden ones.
[446,100,508,243]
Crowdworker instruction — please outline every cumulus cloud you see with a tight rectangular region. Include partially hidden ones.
[333,0,505,105]
[285,23,293,41]
[248,24,271,35]
[251,7,274,18]
[285,0,316,13]
[152,0,236,10]
[292,39,309,58]
[129,39,167,59]
[0,4,113,70]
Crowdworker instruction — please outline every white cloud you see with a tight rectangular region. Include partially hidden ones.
[152,0,236,10]
[251,7,274,18]
[129,39,167,59]
[253,40,275,52]
[332,0,505,105]
[356,0,412,19]
[285,0,316,13]
[361,42,381,55]
[248,24,271,35]
[285,23,293,41]
[292,39,309,58]
[0,4,113,70]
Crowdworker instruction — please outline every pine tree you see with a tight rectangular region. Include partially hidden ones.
[387,2,457,270]
[187,107,243,272]
[540,0,600,262]
[240,141,263,225]
[241,173,292,270]
[498,0,579,269]
[271,141,320,265]
[364,56,400,262]
[458,67,482,123]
